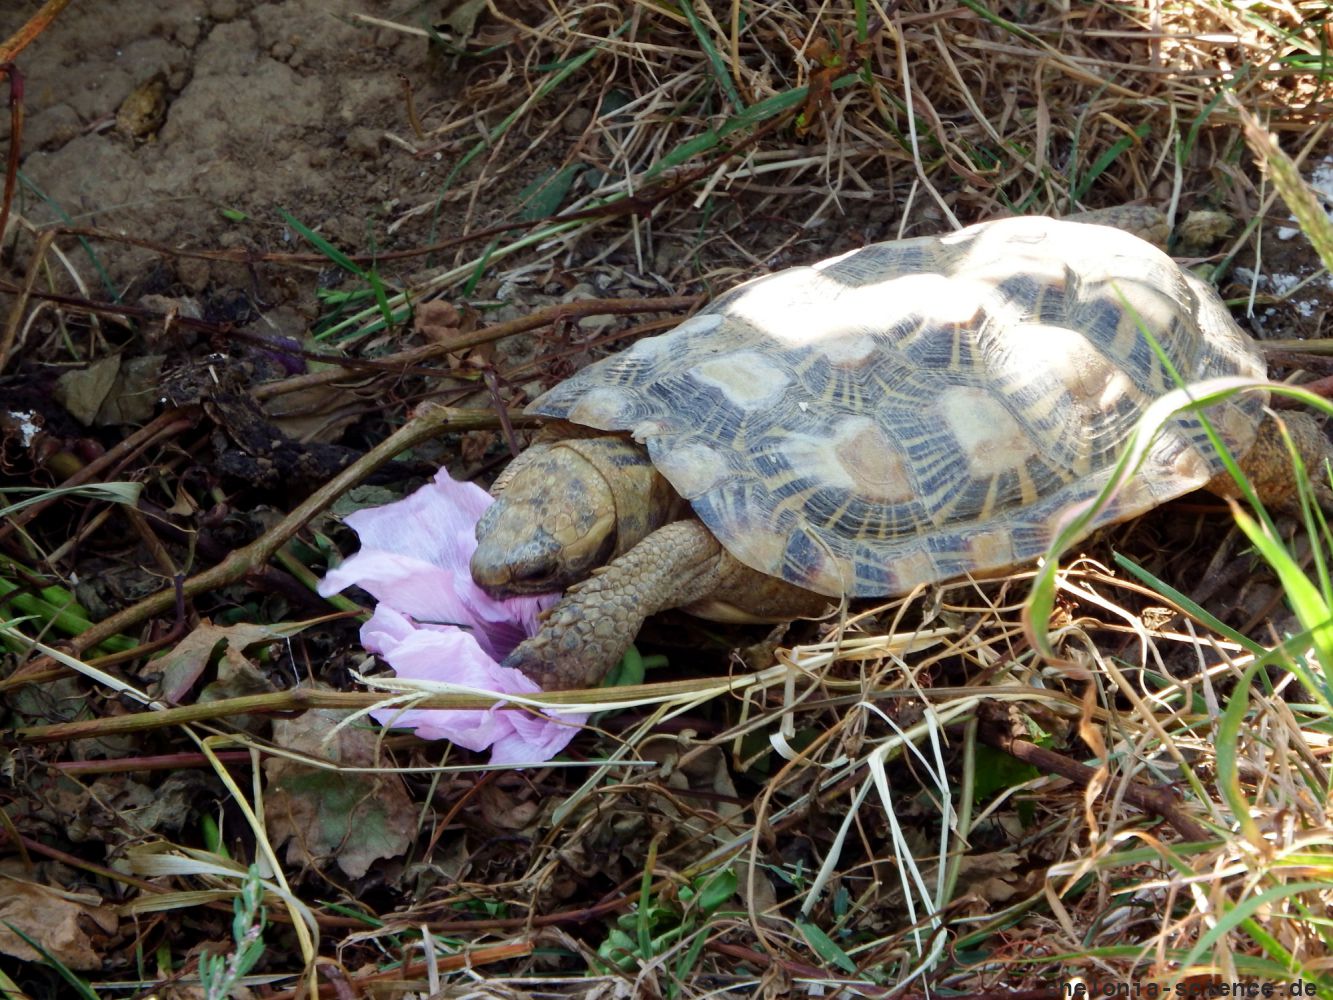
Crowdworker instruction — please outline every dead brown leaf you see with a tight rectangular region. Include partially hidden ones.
[53,355,121,426]
[0,875,118,970]
[263,702,415,878]
[413,299,462,344]
[52,353,165,426]
[154,620,301,705]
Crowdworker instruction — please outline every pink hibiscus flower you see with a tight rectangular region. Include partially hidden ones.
[319,469,580,764]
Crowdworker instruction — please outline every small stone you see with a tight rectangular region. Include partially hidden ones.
[345,126,382,158]
[115,74,169,140]
[1177,210,1234,255]
[176,257,211,293]
[563,106,592,135]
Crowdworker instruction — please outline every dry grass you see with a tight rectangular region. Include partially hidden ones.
[4,1,1333,997]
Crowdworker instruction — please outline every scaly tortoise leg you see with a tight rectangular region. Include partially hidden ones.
[1211,410,1333,510]
[503,519,824,690]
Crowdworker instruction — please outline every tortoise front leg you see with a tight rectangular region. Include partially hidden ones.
[503,519,825,690]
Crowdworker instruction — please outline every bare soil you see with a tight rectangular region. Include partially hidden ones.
[8,1,460,286]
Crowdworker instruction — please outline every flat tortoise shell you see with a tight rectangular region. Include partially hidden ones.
[529,215,1268,598]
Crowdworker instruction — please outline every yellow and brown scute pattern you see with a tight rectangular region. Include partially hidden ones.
[531,216,1268,598]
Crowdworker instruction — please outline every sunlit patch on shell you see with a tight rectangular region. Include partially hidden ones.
[937,387,1034,479]
[829,417,914,502]
[995,324,1131,412]
[727,271,988,349]
[629,313,723,359]
[562,387,636,429]
[942,215,1051,248]
[952,249,1067,298]
[651,441,733,499]
[964,527,1016,570]
[689,350,790,408]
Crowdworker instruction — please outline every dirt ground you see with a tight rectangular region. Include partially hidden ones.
[8,1,467,286]
[5,1,1330,335]
[2,0,861,324]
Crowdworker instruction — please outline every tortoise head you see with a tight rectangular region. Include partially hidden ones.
[470,443,618,597]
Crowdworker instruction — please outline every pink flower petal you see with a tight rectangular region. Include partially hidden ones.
[344,469,492,569]
[492,707,585,766]
[321,548,490,641]
[319,471,556,658]
[365,621,511,750]
[322,470,578,764]
[362,606,580,760]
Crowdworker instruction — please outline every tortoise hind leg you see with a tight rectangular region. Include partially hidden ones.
[1209,410,1333,510]
[503,519,826,690]
[1064,206,1169,248]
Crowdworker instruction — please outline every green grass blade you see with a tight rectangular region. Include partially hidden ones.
[0,481,142,518]
[795,918,858,974]
[1231,500,1332,654]
[281,209,396,332]
[1214,657,1264,846]
[2,922,99,1000]
[1072,123,1150,202]
[1179,880,1333,975]
[952,0,1041,45]
[1228,504,1333,711]
[517,163,584,221]
[280,209,364,276]
[678,0,744,111]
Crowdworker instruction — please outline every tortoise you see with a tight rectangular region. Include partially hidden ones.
[470,210,1332,690]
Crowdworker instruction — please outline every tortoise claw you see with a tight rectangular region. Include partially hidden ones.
[502,606,627,692]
